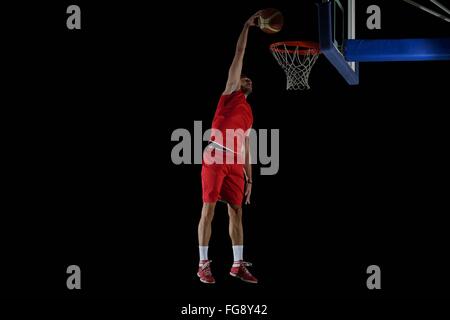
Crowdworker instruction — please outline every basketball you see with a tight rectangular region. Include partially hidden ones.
[258,8,284,34]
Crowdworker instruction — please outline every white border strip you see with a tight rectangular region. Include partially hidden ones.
[348,0,356,70]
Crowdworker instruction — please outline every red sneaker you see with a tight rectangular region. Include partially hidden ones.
[230,261,258,284]
[197,260,215,284]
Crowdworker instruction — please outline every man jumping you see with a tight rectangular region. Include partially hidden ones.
[197,11,261,284]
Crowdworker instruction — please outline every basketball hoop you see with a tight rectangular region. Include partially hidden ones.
[270,41,320,90]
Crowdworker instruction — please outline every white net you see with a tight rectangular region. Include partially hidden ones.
[270,42,320,90]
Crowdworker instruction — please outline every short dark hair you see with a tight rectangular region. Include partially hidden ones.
[240,74,249,79]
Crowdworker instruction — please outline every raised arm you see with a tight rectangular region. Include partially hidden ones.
[223,11,261,95]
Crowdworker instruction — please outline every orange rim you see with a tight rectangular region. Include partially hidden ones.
[270,41,320,55]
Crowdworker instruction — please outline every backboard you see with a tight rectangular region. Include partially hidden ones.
[318,0,359,85]
[317,0,450,85]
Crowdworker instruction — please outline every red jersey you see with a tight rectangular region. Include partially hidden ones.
[210,90,253,154]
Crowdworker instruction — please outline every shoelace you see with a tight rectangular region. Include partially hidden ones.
[200,261,212,276]
[238,261,253,275]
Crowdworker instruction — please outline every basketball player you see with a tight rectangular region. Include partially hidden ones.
[197,11,261,284]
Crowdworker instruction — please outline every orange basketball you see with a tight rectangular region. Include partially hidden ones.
[258,8,284,34]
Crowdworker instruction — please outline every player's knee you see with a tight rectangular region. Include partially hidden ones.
[228,205,242,218]
[202,202,216,219]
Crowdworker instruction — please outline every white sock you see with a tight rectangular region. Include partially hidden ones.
[232,245,243,262]
[199,246,208,262]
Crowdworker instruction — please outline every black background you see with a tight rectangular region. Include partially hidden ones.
[2,0,450,309]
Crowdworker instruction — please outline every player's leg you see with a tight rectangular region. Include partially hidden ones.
[197,159,225,284]
[197,202,217,284]
[222,165,245,251]
[222,166,258,284]
[198,202,216,247]
[228,204,243,247]
[227,204,257,283]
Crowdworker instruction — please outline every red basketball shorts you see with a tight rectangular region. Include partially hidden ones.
[201,149,245,207]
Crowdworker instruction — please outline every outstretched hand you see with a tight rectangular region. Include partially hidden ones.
[245,10,262,27]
